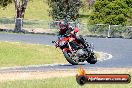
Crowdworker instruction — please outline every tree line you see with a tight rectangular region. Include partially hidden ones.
[89,0,132,25]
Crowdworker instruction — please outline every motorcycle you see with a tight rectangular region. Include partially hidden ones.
[52,35,97,65]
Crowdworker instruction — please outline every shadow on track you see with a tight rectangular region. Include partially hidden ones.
[58,63,86,66]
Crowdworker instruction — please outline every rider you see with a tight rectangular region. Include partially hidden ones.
[57,18,88,49]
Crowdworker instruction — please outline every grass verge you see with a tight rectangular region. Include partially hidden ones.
[0,41,99,67]
[0,42,65,67]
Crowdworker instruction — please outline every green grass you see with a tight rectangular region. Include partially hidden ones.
[0,41,99,67]
[0,42,65,67]
[0,73,132,88]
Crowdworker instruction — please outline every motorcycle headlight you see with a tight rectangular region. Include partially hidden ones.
[59,41,66,46]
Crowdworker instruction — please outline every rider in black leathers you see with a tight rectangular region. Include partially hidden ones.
[58,19,88,49]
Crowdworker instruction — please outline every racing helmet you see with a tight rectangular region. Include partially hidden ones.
[59,20,66,29]
[59,20,69,30]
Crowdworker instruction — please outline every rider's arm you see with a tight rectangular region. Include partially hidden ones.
[65,27,74,36]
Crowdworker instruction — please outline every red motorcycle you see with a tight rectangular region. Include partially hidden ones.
[52,35,97,65]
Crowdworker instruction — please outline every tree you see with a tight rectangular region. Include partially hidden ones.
[14,0,28,18]
[89,0,132,25]
[47,0,82,20]
[87,0,95,9]
[14,0,28,32]
[0,0,28,32]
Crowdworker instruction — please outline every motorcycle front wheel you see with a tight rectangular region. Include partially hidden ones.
[63,51,79,65]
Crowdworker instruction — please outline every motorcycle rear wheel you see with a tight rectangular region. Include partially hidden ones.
[86,54,97,64]
[63,51,79,65]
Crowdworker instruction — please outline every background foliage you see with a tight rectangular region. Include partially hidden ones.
[0,0,12,7]
[47,0,82,20]
[89,0,132,25]
[0,0,131,25]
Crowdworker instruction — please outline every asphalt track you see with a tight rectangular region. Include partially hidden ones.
[0,33,132,72]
